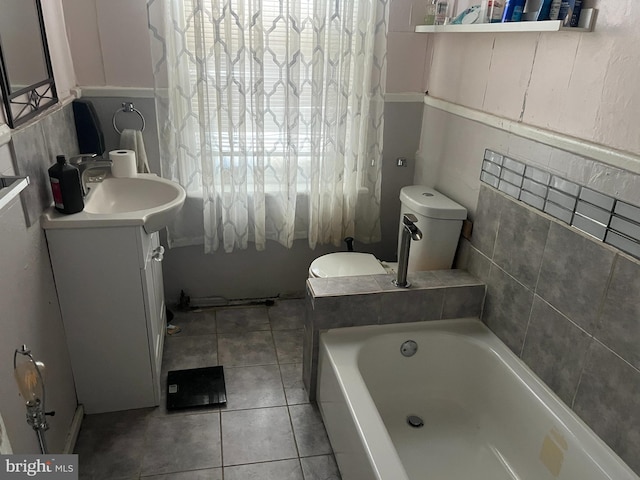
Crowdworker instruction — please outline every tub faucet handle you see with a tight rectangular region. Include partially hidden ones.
[394,213,423,288]
[403,214,422,241]
[403,213,418,225]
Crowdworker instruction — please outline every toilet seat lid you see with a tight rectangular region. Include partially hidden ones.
[309,252,387,277]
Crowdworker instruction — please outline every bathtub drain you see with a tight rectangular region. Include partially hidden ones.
[407,415,424,428]
[400,340,418,357]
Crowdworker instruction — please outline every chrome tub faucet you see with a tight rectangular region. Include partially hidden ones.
[393,213,422,288]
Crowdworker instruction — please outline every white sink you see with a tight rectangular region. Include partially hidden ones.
[42,174,186,233]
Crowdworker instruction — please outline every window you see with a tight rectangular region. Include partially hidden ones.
[149,0,386,251]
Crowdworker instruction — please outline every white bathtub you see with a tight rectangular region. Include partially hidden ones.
[317,318,638,480]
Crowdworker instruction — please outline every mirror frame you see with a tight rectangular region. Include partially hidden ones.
[0,0,58,129]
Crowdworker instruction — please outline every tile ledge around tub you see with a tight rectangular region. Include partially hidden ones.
[307,269,484,298]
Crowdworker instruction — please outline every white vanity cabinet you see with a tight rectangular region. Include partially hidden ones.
[45,226,166,414]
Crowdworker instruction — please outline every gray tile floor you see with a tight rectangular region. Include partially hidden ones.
[74,299,341,480]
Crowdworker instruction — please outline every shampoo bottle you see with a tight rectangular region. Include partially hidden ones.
[502,0,526,21]
[48,155,84,214]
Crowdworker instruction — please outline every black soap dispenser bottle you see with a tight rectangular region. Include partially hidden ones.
[48,155,84,214]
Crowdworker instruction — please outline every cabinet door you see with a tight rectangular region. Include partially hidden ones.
[47,227,157,413]
[142,232,167,403]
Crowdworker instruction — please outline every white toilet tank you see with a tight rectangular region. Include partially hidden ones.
[399,185,467,272]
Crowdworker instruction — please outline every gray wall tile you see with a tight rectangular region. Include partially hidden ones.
[11,123,51,226]
[378,289,443,324]
[596,255,640,370]
[493,198,550,289]
[453,236,472,269]
[521,297,592,405]
[464,240,492,283]
[537,222,616,333]
[10,104,80,226]
[312,294,382,329]
[474,185,640,475]
[573,341,640,475]
[482,264,534,355]
[406,271,449,288]
[431,269,483,286]
[442,285,485,319]
[471,185,504,258]
[41,104,80,159]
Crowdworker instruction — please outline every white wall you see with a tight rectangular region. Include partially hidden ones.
[40,0,77,100]
[0,143,77,454]
[387,0,430,93]
[64,0,426,93]
[418,0,640,216]
[0,1,79,453]
[62,0,155,88]
[426,1,640,157]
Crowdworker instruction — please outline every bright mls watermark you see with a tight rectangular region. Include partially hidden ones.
[1,455,77,479]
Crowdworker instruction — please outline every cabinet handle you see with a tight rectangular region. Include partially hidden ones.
[152,246,165,262]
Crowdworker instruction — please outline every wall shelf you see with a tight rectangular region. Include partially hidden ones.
[415,8,596,33]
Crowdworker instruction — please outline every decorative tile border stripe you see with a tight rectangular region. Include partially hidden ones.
[481,149,640,259]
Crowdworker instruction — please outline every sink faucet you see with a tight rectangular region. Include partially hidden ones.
[69,154,112,195]
[393,213,423,288]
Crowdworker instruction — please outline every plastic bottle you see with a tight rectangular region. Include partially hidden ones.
[484,0,504,22]
[548,0,562,20]
[435,0,449,25]
[424,0,437,25]
[48,155,84,214]
[502,0,526,22]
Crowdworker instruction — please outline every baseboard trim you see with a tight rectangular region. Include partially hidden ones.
[63,405,84,454]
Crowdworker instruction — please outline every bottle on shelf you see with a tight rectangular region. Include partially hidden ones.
[435,0,449,25]
[502,0,526,22]
[424,0,437,25]
[481,0,504,23]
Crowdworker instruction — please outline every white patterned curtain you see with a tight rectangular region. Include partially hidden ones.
[147,0,387,253]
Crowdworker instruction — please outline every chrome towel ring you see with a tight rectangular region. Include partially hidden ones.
[112,102,146,134]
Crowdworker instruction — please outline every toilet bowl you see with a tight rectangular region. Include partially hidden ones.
[308,186,467,278]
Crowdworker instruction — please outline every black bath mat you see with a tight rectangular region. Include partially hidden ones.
[166,366,226,410]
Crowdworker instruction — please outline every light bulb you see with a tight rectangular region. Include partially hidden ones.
[14,359,45,405]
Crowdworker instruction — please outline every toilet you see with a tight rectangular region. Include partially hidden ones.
[308,186,467,278]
